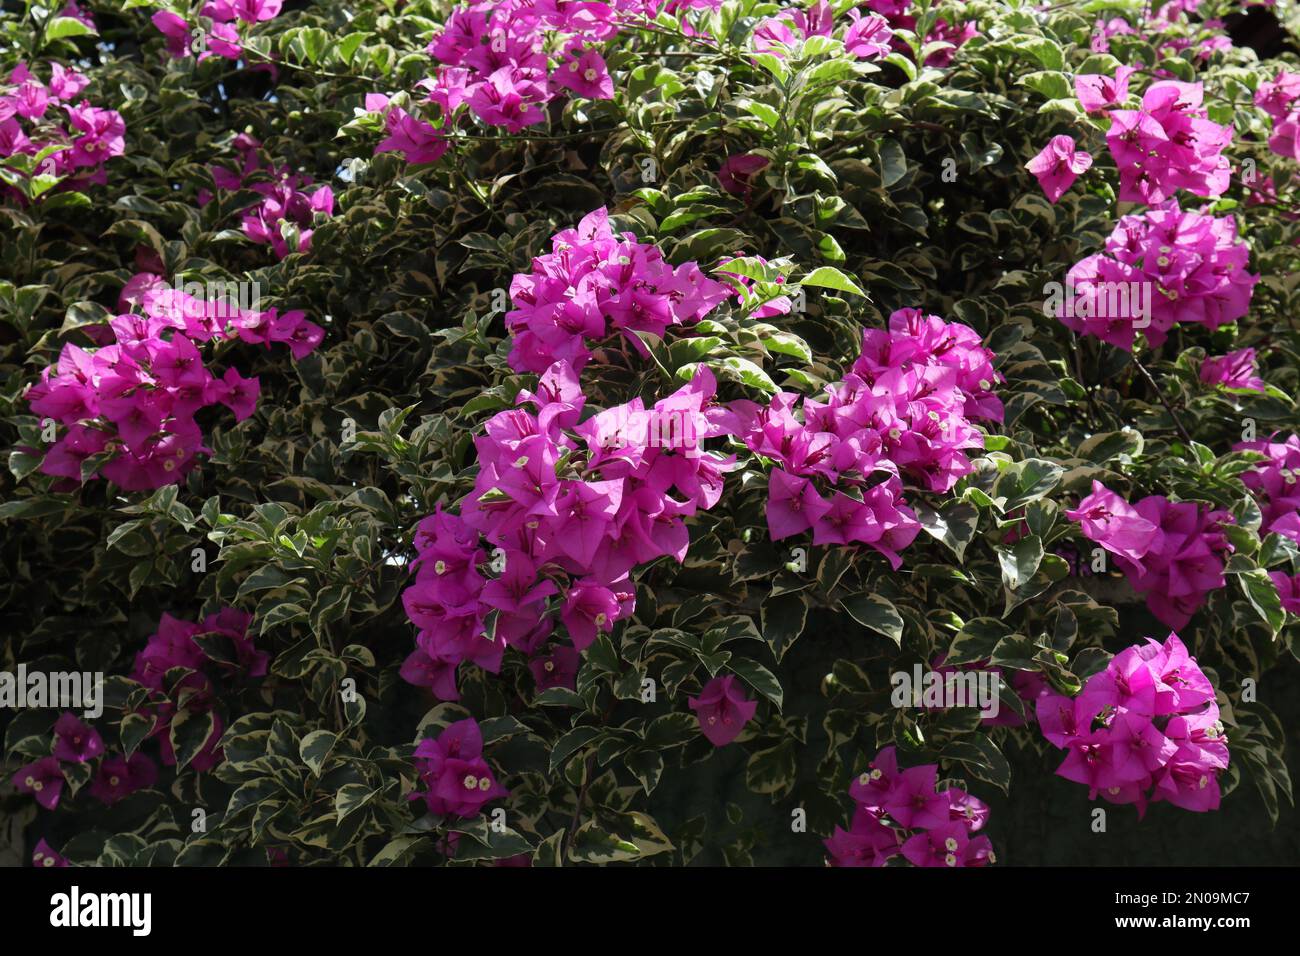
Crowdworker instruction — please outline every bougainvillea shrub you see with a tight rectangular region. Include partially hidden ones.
[2,0,1299,868]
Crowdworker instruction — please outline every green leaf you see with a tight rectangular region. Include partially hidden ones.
[1011,34,1063,70]
[549,726,603,774]
[45,16,97,40]
[915,501,980,561]
[299,730,337,777]
[568,812,673,863]
[448,817,534,861]
[840,592,903,646]
[309,584,352,634]
[712,356,777,394]
[878,138,908,188]
[997,535,1044,592]
[237,565,303,600]
[761,591,807,662]
[335,784,377,823]
[169,708,216,772]
[1019,70,1071,100]
[119,712,154,759]
[745,739,797,796]
[947,618,1014,666]
[800,266,866,297]
[994,459,1064,512]
[941,737,1011,793]
[727,657,783,710]
[1232,566,1284,637]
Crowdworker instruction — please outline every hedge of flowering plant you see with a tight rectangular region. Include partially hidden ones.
[2,0,1300,868]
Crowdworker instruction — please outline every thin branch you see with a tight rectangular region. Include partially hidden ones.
[1133,357,1193,446]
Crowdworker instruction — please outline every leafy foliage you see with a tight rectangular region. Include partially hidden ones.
[2,0,1299,866]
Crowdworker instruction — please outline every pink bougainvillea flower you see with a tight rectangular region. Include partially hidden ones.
[411,718,509,818]
[1074,66,1136,113]
[945,787,990,831]
[1056,201,1256,350]
[151,11,191,58]
[375,107,449,165]
[766,468,831,541]
[399,647,462,701]
[1200,348,1265,392]
[467,67,547,132]
[1235,433,1300,543]
[1026,135,1093,203]
[883,764,951,829]
[830,750,996,867]
[718,153,769,198]
[88,753,159,805]
[1065,481,1160,566]
[901,822,993,867]
[688,675,758,747]
[1069,482,1235,628]
[843,11,893,60]
[528,644,581,691]
[549,46,614,100]
[14,756,64,810]
[1105,81,1233,203]
[32,839,69,868]
[1256,69,1300,122]
[232,0,282,22]
[560,581,621,651]
[848,746,900,813]
[1268,116,1300,161]
[824,813,900,866]
[52,713,105,763]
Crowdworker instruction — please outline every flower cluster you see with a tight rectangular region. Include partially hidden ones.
[824,747,994,867]
[13,612,260,814]
[428,0,613,128]
[863,0,978,68]
[130,609,268,773]
[411,718,508,819]
[0,61,124,197]
[751,1,893,61]
[730,308,1001,568]
[1235,433,1300,543]
[1067,481,1234,629]
[401,359,738,699]
[1030,633,1229,814]
[504,206,730,375]
[12,713,105,811]
[1097,6,1235,68]
[1255,69,1300,162]
[26,275,322,491]
[1057,201,1256,351]
[153,0,284,64]
[367,0,722,161]
[11,711,165,816]
[1103,80,1232,204]
[201,133,335,259]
